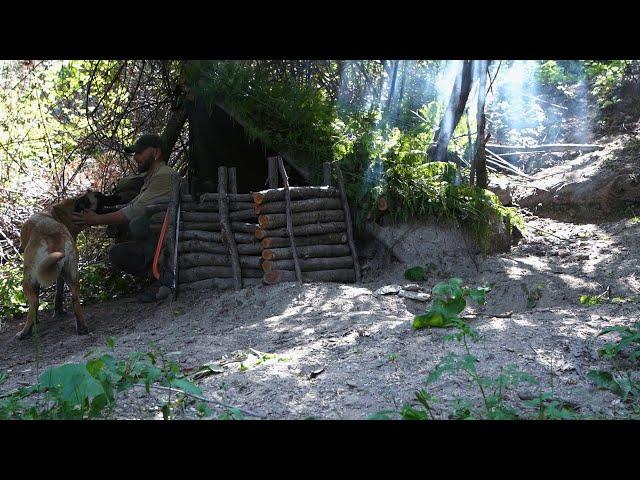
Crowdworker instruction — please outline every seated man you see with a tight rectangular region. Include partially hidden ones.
[72,133,180,302]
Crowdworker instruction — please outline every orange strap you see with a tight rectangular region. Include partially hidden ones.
[152,210,170,280]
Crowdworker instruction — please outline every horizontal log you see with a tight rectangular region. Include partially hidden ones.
[255,222,347,239]
[261,233,347,249]
[262,256,354,272]
[179,277,262,290]
[179,266,264,283]
[151,216,257,234]
[146,201,254,215]
[179,253,262,269]
[150,193,253,204]
[254,197,342,215]
[262,244,351,261]
[263,269,356,284]
[485,143,604,154]
[178,240,262,255]
[258,210,344,229]
[180,230,258,244]
[199,192,254,202]
[253,186,339,204]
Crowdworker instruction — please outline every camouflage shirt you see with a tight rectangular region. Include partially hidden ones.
[121,162,180,220]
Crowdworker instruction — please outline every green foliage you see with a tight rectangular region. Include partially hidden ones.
[522,283,545,309]
[579,294,603,307]
[412,278,490,330]
[597,322,640,361]
[583,60,632,108]
[186,61,335,176]
[335,111,523,250]
[0,340,208,420]
[0,261,28,319]
[587,322,640,404]
[404,266,428,281]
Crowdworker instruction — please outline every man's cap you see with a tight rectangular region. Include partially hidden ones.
[124,134,165,155]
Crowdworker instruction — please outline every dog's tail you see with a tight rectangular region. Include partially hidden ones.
[38,251,65,285]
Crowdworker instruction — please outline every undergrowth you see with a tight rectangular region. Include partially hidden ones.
[0,339,240,420]
[370,278,640,420]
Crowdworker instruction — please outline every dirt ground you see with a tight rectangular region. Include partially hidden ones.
[1,202,639,419]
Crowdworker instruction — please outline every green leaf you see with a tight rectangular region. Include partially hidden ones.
[587,370,622,396]
[106,337,115,350]
[413,311,445,329]
[38,364,105,406]
[468,286,491,305]
[367,411,396,420]
[404,266,427,281]
[170,378,202,396]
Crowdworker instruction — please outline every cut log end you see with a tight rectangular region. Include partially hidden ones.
[378,196,388,212]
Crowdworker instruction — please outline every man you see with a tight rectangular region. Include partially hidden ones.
[72,133,180,302]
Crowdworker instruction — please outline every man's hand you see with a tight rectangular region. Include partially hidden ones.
[72,209,100,226]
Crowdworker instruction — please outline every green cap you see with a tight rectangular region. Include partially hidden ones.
[124,134,165,155]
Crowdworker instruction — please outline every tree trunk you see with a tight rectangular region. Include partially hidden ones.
[474,60,490,189]
[430,60,473,163]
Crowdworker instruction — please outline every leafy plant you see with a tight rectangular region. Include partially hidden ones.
[597,322,640,361]
[412,278,490,330]
[0,340,206,420]
[587,322,640,404]
[404,266,428,281]
[579,294,603,307]
[522,283,544,309]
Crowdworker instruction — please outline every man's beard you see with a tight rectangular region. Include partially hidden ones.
[137,156,152,174]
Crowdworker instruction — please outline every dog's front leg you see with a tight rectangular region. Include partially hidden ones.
[16,283,39,340]
[54,273,66,318]
[68,279,89,335]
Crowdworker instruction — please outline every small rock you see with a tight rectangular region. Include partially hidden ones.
[398,290,431,302]
[373,284,402,296]
[576,254,590,261]
[558,250,570,258]
[402,284,422,292]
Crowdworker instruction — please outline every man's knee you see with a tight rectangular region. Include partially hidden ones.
[109,241,154,275]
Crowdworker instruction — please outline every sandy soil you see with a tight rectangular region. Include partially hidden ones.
[1,209,639,419]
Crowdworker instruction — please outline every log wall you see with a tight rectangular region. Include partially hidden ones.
[148,160,360,291]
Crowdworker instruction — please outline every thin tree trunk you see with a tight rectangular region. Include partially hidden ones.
[430,60,474,163]
[474,60,490,189]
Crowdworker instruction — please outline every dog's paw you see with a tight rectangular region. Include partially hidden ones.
[15,330,32,340]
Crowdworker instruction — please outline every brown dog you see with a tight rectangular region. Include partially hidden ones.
[16,191,106,340]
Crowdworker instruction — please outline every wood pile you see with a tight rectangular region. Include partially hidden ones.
[148,167,262,291]
[255,158,360,285]
[148,159,361,292]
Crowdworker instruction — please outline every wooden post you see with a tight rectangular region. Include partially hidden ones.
[276,157,302,284]
[229,167,238,194]
[218,167,242,290]
[267,156,279,189]
[334,163,361,282]
[322,162,333,186]
[164,174,182,286]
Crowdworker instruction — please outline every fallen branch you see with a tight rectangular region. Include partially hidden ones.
[486,143,603,153]
[132,384,266,419]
